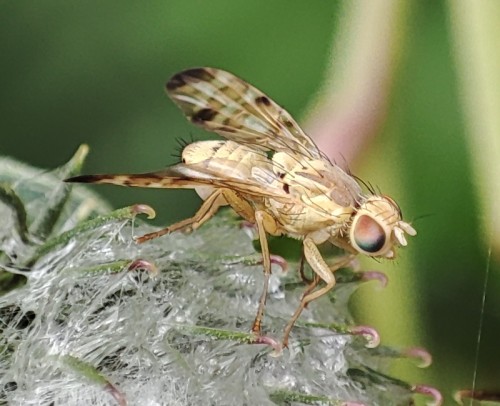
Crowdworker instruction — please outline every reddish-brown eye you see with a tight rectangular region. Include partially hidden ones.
[352,215,386,253]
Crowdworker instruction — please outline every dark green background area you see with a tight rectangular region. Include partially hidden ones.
[0,0,338,225]
[1,1,498,404]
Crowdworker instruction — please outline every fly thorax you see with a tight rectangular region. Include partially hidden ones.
[271,151,300,175]
[349,195,416,259]
[273,156,362,209]
[279,159,332,198]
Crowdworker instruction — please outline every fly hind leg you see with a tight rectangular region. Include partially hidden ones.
[136,189,227,243]
[251,210,279,336]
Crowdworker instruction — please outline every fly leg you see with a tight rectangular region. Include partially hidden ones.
[298,250,314,285]
[251,210,278,336]
[136,189,227,243]
[297,252,318,311]
[282,238,355,348]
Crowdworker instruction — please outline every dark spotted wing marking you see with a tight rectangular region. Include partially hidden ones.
[166,67,325,161]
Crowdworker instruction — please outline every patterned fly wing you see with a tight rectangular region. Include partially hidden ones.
[66,161,288,201]
[166,67,325,161]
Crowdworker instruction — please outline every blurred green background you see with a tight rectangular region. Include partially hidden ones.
[1,1,499,404]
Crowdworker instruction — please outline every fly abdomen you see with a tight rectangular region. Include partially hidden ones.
[182,140,268,179]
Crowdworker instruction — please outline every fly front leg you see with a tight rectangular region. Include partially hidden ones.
[136,189,227,243]
[251,210,279,336]
[282,238,355,348]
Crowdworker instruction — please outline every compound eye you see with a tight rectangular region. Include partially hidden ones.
[352,215,386,254]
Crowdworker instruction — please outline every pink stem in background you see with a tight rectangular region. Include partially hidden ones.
[305,1,409,166]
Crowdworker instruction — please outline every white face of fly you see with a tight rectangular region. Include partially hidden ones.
[349,195,417,259]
